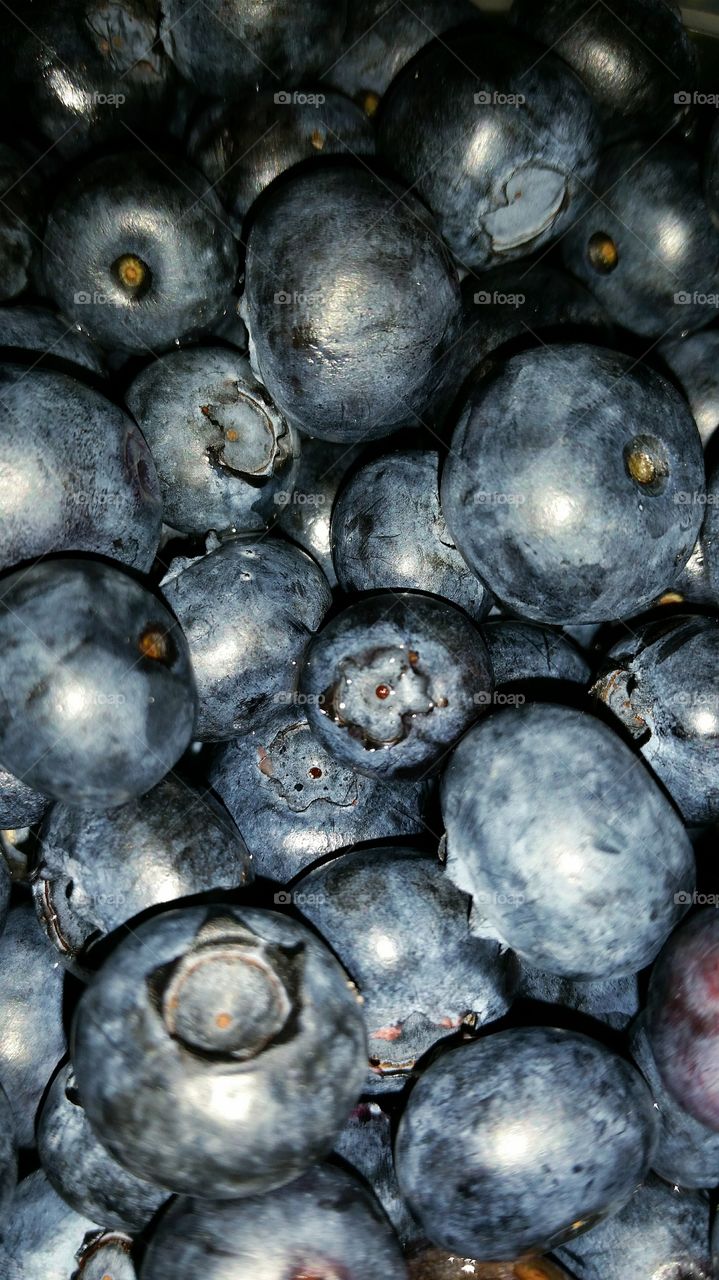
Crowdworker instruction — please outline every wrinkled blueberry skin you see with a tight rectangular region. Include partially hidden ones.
[480,620,591,688]
[646,907,719,1132]
[241,163,462,442]
[562,144,719,339]
[0,1084,16,1228]
[2,1170,103,1280]
[188,91,375,234]
[297,847,517,1090]
[333,1102,420,1250]
[33,777,252,974]
[630,1015,719,1189]
[441,705,694,979]
[556,1174,712,1280]
[160,0,346,100]
[441,344,705,623]
[0,365,161,574]
[0,306,105,377]
[38,1062,167,1233]
[208,704,428,882]
[0,905,66,1147]
[0,767,48,833]
[377,29,600,271]
[141,1163,406,1280]
[43,153,238,355]
[331,451,492,621]
[395,1026,657,1261]
[301,592,493,780]
[161,538,331,740]
[510,0,696,142]
[277,439,363,587]
[517,966,640,1032]
[72,905,367,1197]
[0,559,196,809]
[126,347,299,537]
[0,145,44,302]
[592,614,719,824]
[660,331,719,452]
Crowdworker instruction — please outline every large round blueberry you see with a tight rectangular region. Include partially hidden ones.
[480,620,591,688]
[394,1026,657,1260]
[300,592,493,779]
[0,559,196,809]
[161,537,331,740]
[276,439,364,587]
[441,704,694,979]
[562,143,719,338]
[517,966,641,1033]
[42,153,237,354]
[140,1163,406,1279]
[331,450,492,620]
[377,27,599,271]
[0,1084,16,1229]
[441,344,705,623]
[125,347,299,536]
[0,365,161,573]
[296,847,517,1091]
[1,1170,104,1280]
[33,777,252,974]
[71,905,367,1197]
[0,306,105,377]
[240,162,462,442]
[208,704,429,882]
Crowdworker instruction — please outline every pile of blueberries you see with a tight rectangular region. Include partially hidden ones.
[1,0,719,1275]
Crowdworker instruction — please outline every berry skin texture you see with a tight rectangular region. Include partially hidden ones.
[0,1083,16,1230]
[394,1026,658,1261]
[71,905,368,1197]
[0,559,197,809]
[480,620,591,689]
[441,704,695,979]
[1,1170,103,1280]
[0,305,105,377]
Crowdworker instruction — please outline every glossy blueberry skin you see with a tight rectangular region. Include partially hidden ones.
[208,704,429,882]
[441,344,705,624]
[593,614,719,824]
[562,143,719,339]
[0,365,161,574]
[510,0,696,142]
[71,905,367,1197]
[161,538,331,741]
[480,620,591,688]
[0,306,105,377]
[0,1083,17,1229]
[140,1163,406,1280]
[38,1062,167,1234]
[125,346,299,537]
[630,1015,719,1189]
[333,1102,420,1250]
[188,91,375,234]
[0,905,66,1147]
[331,451,492,621]
[2,1170,103,1280]
[441,704,694,979]
[377,28,599,272]
[300,592,493,780]
[395,1026,657,1260]
[646,907,719,1132]
[296,847,517,1091]
[660,330,719,452]
[42,153,237,355]
[555,1174,712,1280]
[277,439,363,587]
[241,163,462,442]
[0,559,196,809]
[160,0,346,100]
[517,966,641,1033]
[33,777,253,974]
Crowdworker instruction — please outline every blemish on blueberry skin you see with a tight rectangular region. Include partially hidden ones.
[138,625,176,666]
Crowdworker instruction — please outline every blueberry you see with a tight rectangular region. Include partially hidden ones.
[125,346,299,537]
[0,306,105,378]
[33,777,253,974]
[441,704,694,979]
[0,365,161,573]
[42,153,238,355]
[510,0,697,142]
[0,905,66,1147]
[441,344,705,623]
[561,143,719,338]
[300,592,493,779]
[0,853,10,937]
[555,1173,712,1280]
[240,162,462,442]
[160,537,331,740]
[660,329,719,452]
[480,620,591,688]
[71,905,367,1197]
[331,450,493,620]
[0,145,44,301]
[74,1233,137,1280]
[1,1170,104,1280]
[0,1083,16,1229]
[377,27,600,271]
[592,613,719,824]
[208,703,429,883]
[296,846,517,1090]
[276,438,364,587]
[517,966,641,1032]
[394,1026,657,1260]
[188,90,375,234]
[140,1163,406,1279]
[333,1102,420,1250]
[0,559,196,809]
